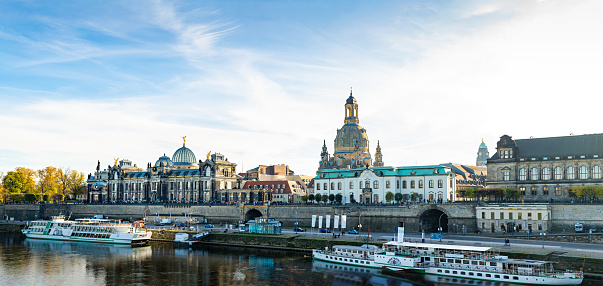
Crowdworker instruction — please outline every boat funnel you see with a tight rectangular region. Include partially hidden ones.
[397,222,404,242]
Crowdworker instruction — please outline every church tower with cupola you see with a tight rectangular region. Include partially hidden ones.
[374,141,384,167]
[319,88,381,171]
[476,139,489,167]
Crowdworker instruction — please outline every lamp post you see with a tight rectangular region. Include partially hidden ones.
[541,231,546,248]
[438,213,445,242]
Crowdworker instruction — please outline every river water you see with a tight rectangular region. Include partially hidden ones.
[0,232,596,286]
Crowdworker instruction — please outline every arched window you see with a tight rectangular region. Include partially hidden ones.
[542,168,551,180]
[317,183,320,190]
[410,181,415,188]
[438,179,443,188]
[594,166,601,179]
[567,167,575,179]
[331,182,335,190]
[338,182,342,190]
[429,180,434,188]
[554,167,562,180]
[579,166,588,179]
[402,180,407,189]
[359,181,362,189]
[323,183,327,190]
[373,181,379,189]
[396,180,400,189]
[519,168,527,180]
[418,180,423,188]
[530,168,538,180]
[349,181,354,189]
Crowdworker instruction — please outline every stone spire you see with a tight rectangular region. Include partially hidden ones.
[374,141,384,167]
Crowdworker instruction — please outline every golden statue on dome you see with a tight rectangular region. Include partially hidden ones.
[182,136,187,146]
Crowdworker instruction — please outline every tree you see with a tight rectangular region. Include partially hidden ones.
[56,167,71,198]
[14,167,36,193]
[51,193,65,202]
[301,196,308,203]
[465,188,476,201]
[3,171,26,194]
[328,194,335,203]
[394,193,403,204]
[23,193,37,202]
[335,193,343,204]
[37,166,58,197]
[411,192,419,202]
[308,194,315,203]
[10,193,23,202]
[315,194,321,203]
[67,170,86,199]
[385,191,394,203]
[322,194,329,203]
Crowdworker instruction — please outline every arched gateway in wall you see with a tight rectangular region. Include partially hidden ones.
[244,209,263,222]
[419,208,449,233]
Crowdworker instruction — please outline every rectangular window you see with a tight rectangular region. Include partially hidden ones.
[518,212,522,219]
[503,171,510,181]
[317,184,320,190]
[538,213,542,220]
[402,181,407,189]
[411,181,415,188]
[386,180,391,189]
[500,212,504,219]
[528,213,532,220]
[543,186,549,195]
[349,181,353,189]
[396,180,400,189]
[520,187,525,195]
[482,212,485,219]
[491,212,495,219]
[509,213,513,219]
[429,180,434,188]
[555,186,562,196]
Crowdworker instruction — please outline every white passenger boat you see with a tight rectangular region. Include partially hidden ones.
[174,232,209,247]
[312,244,381,268]
[21,215,152,245]
[374,223,583,285]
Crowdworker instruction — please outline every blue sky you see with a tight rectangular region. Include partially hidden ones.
[1,0,603,176]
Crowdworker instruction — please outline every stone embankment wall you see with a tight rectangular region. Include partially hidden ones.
[11,203,603,233]
[22,203,477,232]
[551,204,603,230]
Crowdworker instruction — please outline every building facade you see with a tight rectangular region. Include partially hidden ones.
[487,133,603,202]
[87,140,238,204]
[476,204,551,234]
[319,89,382,171]
[314,165,456,204]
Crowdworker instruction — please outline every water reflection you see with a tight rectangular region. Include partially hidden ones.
[312,260,420,286]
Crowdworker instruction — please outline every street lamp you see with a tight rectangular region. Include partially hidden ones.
[541,231,546,248]
[438,213,445,242]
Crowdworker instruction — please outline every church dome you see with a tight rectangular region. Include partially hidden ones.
[334,124,370,154]
[155,154,174,168]
[173,144,197,165]
[346,94,356,104]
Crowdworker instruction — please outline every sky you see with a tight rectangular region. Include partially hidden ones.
[1,0,603,177]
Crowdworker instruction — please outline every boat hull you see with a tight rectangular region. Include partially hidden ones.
[22,232,151,245]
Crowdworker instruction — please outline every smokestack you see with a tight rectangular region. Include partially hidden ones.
[397,222,404,243]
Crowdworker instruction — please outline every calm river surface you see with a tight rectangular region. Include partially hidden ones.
[0,232,596,286]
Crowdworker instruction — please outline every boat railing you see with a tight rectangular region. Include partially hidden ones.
[432,262,583,277]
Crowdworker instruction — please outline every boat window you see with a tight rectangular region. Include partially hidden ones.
[453,271,457,274]
[448,259,454,263]
[504,276,509,279]
[455,259,461,264]
[445,270,450,274]
[469,272,474,276]
[494,275,500,278]
[513,276,518,280]
[485,274,491,278]
[461,272,465,275]
[490,262,497,266]
[438,270,442,273]
[477,273,482,277]
[479,261,485,265]
[463,260,469,264]
[471,261,477,265]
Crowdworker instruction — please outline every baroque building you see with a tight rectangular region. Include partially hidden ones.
[319,89,383,171]
[487,133,603,202]
[314,165,456,204]
[87,138,238,203]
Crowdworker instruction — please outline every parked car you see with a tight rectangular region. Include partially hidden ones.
[348,229,359,234]
[205,224,214,228]
[319,228,331,233]
[293,227,305,232]
[590,227,598,233]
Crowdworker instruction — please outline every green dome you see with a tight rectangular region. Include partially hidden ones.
[172,144,197,165]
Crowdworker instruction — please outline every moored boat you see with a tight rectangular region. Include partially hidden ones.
[21,215,152,245]
[374,223,583,285]
[312,244,381,268]
[174,232,209,247]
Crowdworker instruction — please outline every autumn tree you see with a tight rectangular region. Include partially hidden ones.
[385,191,394,203]
[14,167,36,193]
[37,166,58,197]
